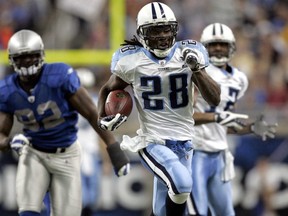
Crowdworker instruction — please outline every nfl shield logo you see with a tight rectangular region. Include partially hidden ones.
[28,96,35,103]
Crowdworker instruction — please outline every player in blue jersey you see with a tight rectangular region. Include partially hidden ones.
[0,29,130,216]
[186,23,278,216]
[97,2,221,216]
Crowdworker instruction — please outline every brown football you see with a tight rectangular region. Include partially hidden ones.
[105,90,133,116]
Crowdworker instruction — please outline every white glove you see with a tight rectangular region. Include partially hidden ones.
[215,111,249,130]
[117,163,131,177]
[99,113,127,131]
[182,48,201,72]
[251,115,278,141]
[10,134,30,155]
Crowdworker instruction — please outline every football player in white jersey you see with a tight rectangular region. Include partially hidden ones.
[97,2,221,216]
[187,23,278,216]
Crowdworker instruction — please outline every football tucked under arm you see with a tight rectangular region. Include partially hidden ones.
[99,90,133,131]
[105,90,133,116]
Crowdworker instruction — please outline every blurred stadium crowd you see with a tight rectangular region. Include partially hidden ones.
[0,0,287,134]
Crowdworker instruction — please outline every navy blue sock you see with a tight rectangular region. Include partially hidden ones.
[43,192,51,216]
[20,211,40,216]
[165,195,186,216]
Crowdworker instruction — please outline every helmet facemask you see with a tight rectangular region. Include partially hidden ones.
[138,22,178,58]
[9,51,44,76]
[205,41,235,67]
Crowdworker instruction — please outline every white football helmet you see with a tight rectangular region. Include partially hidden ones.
[136,2,178,58]
[200,23,236,66]
[8,29,45,76]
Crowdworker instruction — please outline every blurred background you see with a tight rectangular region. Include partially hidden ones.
[0,0,288,216]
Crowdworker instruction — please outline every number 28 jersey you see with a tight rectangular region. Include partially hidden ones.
[111,40,209,141]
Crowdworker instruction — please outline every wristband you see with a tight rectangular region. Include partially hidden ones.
[106,142,130,171]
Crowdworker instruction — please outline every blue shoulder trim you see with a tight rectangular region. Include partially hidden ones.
[0,74,17,103]
[42,63,74,88]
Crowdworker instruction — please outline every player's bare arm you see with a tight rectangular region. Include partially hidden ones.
[68,85,130,176]
[227,115,277,141]
[67,86,116,145]
[0,112,13,151]
[227,124,252,134]
[192,70,221,106]
[193,112,215,125]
